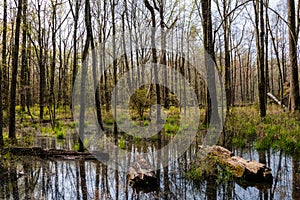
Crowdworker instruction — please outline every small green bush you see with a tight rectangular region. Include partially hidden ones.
[164,123,179,133]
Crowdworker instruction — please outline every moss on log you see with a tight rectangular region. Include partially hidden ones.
[199,145,273,183]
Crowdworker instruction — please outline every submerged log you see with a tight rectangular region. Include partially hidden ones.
[0,147,109,161]
[128,155,157,189]
[199,145,273,183]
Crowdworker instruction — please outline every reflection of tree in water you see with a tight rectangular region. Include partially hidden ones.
[0,148,299,199]
[292,154,300,200]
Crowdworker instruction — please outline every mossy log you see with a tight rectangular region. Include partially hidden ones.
[0,147,109,161]
[128,155,157,188]
[199,145,273,183]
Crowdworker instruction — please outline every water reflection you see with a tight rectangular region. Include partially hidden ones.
[0,146,298,199]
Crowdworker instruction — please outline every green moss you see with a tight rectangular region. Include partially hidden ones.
[118,137,125,149]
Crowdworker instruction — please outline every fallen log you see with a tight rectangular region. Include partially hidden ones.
[0,147,109,161]
[267,92,286,108]
[128,155,157,189]
[199,145,273,183]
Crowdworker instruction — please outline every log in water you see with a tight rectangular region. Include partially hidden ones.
[199,145,273,183]
[128,155,157,188]
[0,147,109,161]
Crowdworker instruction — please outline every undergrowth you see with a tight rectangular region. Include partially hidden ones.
[226,105,300,154]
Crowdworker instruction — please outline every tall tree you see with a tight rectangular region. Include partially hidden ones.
[78,0,93,152]
[50,0,58,123]
[144,0,162,123]
[20,0,28,112]
[111,0,118,141]
[159,0,169,109]
[69,0,81,112]
[0,0,7,147]
[199,0,220,126]
[253,0,266,117]
[287,0,300,112]
[38,2,46,121]
[9,0,23,140]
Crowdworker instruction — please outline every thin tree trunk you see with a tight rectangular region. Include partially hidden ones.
[111,0,118,141]
[50,1,57,124]
[2,0,9,111]
[38,3,46,121]
[223,0,232,111]
[20,0,27,112]
[71,0,80,112]
[0,0,8,147]
[144,0,161,125]
[254,0,266,117]
[159,1,169,109]
[9,0,23,140]
[267,16,284,100]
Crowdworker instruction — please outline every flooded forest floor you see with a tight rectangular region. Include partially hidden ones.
[0,105,300,199]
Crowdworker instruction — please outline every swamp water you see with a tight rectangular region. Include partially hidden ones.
[0,131,299,200]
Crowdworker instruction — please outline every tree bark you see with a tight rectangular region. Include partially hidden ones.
[288,0,300,112]
[38,3,46,121]
[144,0,162,125]
[70,0,80,112]
[79,0,93,152]
[50,0,57,124]
[253,0,266,117]
[0,0,7,147]
[20,0,28,112]
[9,0,23,140]
[200,0,220,127]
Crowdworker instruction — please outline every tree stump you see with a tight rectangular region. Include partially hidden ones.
[128,155,157,188]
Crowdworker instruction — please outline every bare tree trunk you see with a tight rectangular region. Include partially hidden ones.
[79,0,92,152]
[20,0,28,112]
[0,0,7,147]
[70,0,80,111]
[267,16,284,100]
[2,0,9,111]
[288,0,300,112]
[111,0,118,141]
[90,16,104,130]
[222,0,232,112]
[144,0,161,124]
[50,0,57,124]
[38,3,46,121]
[253,0,266,117]
[265,0,270,94]
[200,0,220,126]
[159,1,169,109]
[121,11,132,91]
[9,0,23,141]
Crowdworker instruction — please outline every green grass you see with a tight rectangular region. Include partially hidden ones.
[226,105,300,154]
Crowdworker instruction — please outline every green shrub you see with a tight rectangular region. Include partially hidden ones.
[164,123,179,133]
[56,131,65,139]
[143,120,150,126]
